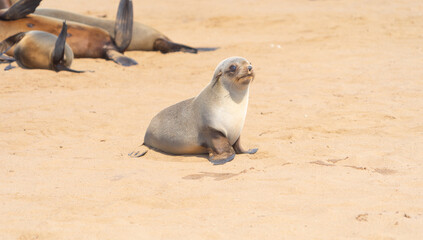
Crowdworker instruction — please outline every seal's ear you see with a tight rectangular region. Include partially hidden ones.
[211,70,222,87]
[215,70,223,79]
[0,0,42,20]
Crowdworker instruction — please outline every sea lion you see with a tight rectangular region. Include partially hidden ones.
[0,21,82,72]
[129,57,258,165]
[0,0,137,66]
[33,8,198,53]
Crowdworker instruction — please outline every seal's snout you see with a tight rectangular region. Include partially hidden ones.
[247,65,252,72]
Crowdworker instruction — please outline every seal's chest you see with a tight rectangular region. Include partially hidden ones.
[210,98,248,145]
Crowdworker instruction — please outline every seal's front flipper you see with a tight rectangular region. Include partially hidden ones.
[51,21,84,73]
[51,21,67,66]
[0,0,42,20]
[233,137,258,155]
[113,0,133,52]
[128,144,148,158]
[0,32,25,54]
[105,48,137,66]
[209,154,235,165]
[153,38,198,54]
[206,128,236,165]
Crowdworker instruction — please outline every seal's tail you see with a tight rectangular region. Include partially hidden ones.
[52,21,85,73]
[153,38,198,54]
[113,0,133,53]
[0,0,42,20]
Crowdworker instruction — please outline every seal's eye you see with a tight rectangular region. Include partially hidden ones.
[229,65,237,72]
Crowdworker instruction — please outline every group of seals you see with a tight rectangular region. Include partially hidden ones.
[0,0,200,70]
[129,57,258,165]
[0,0,136,69]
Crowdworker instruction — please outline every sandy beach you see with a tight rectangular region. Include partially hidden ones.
[1,0,423,239]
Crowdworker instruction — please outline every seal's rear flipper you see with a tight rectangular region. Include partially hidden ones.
[113,0,133,52]
[0,54,15,63]
[4,63,16,71]
[52,22,85,73]
[105,48,137,66]
[0,39,17,71]
[0,32,25,54]
[128,144,148,158]
[0,0,42,20]
[153,38,198,54]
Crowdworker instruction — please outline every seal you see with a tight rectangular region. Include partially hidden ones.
[129,57,258,165]
[0,0,137,66]
[0,21,83,72]
[33,8,198,53]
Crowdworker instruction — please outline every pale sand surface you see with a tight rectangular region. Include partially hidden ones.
[1,0,423,239]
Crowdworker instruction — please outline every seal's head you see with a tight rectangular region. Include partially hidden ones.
[212,56,254,92]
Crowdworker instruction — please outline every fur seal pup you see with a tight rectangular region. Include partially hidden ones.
[129,57,258,165]
[0,0,136,66]
[0,21,83,72]
[33,8,199,53]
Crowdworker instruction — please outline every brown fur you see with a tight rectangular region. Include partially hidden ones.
[0,15,113,58]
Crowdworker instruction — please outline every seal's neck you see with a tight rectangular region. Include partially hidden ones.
[219,80,249,104]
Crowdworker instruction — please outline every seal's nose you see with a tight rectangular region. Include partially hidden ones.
[248,65,253,71]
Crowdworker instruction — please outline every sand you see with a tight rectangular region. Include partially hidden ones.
[1,0,423,239]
